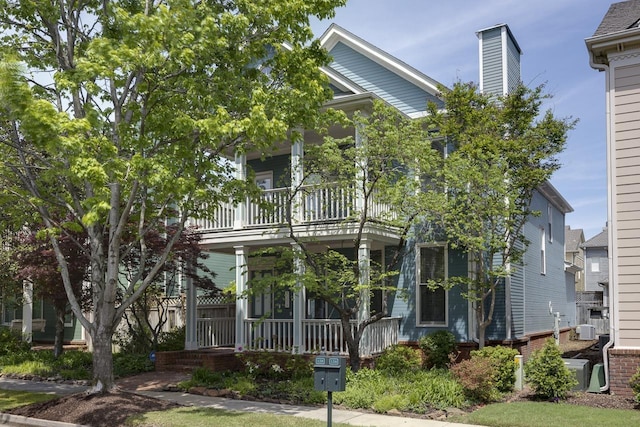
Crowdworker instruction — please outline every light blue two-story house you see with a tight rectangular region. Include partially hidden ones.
[4,23,575,361]
[175,23,575,362]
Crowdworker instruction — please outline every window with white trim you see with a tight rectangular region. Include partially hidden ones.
[417,244,447,326]
[540,228,546,275]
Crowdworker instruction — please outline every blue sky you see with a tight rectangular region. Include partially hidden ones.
[311,0,611,240]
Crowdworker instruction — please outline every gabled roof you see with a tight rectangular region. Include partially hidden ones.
[593,0,640,37]
[583,227,608,249]
[318,24,444,117]
[565,226,585,253]
[319,24,444,94]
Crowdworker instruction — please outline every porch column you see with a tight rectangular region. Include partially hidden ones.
[21,281,33,343]
[235,245,248,352]
[291,132,304,224]
[234,153,247,230]
[291,242,305,354]
[184,265,198,350]
[358,239,371,356]
[354,119,366,214]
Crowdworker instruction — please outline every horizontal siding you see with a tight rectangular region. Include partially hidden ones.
[329,42,442,116]
[519,191,573,335]
[614,62,640,346]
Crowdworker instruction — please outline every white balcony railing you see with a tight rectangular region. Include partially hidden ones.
[190,183,396,232]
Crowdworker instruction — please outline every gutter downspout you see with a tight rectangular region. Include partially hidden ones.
[587,47,614,393]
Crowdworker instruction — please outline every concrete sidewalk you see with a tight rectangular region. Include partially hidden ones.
[0,376,481,427]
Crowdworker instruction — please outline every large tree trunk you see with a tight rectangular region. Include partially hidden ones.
[342,316,362,371]
[91,320,115,393]
[53,304,66,359]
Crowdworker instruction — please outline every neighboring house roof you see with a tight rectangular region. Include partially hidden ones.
[538,181,573,214]
[583,227,608,249]
[586,1,640,67]
[565,226,585,253]
[318,23,445,117]
[593,0,640,37]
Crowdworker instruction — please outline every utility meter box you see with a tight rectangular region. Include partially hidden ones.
[313,355,347,392]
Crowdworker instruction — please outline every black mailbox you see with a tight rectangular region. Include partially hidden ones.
[313,355,347,392]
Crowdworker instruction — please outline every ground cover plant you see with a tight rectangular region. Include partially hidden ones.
[0,389,57,411]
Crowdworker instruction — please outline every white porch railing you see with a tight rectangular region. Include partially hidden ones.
[189,183,397,232]
[243,318,294,351]
[366,317,401,354]
[197,317,235,348]
[237,317,401,355]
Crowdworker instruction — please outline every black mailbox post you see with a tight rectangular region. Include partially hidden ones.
[313,355,347,427]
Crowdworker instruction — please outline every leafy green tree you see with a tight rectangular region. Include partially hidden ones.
[0,0,344,392]
[425,82,575,348]
[249,100,441,370]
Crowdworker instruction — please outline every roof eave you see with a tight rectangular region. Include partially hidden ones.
[586,27,640,67]
[538,181,573,214]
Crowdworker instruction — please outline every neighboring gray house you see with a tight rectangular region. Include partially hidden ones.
[583,227,609,294]
[565,226,585,292]
[577,227,609,335]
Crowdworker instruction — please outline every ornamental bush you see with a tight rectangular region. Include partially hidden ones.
[375,344,422,375]
[629,366,640,402]
[524,339,577,399]
[471,345,519,393]
[419,330,456,369]
[450,355,497,403]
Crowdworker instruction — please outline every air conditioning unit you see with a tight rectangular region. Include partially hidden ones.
[577,324,596,340]
[563,358,590,391]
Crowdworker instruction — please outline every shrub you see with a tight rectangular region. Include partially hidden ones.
[236,351,310,381]
[629,366,640,403]
[471,345,519,393]
[406,369,466,410]
[451,356,497,403]
[524,339,577,399]
[0,327,30,357]
[157,326,185,351]
[375,345,421,375]
[419,330,456,369]
[113,352,154,377]
[52,350,92,380]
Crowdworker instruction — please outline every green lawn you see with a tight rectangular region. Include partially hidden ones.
[0,389,57,411]
[126,407,351,427]
[454,401,640,427]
